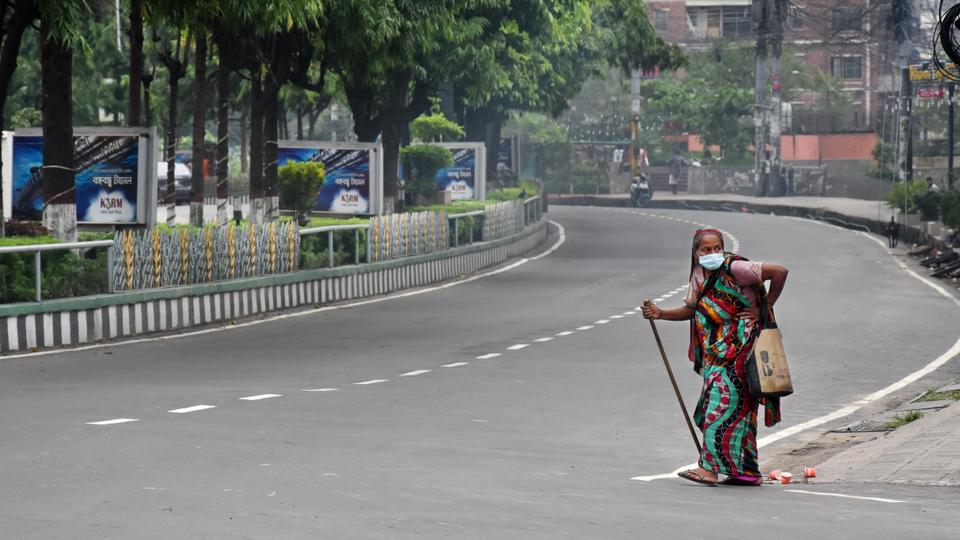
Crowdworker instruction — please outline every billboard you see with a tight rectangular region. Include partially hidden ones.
[435,142,486,200]
[276,141,383,215]
[2,128,158,225]
[496,137,519,174]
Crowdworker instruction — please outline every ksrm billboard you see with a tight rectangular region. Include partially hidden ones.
[2,128,158,225]
[435,142,487,200]
[276,141,384,215]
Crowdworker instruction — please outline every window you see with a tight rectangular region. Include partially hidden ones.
[654,9,669,33]
[722,7,752,38]
[790,6,804,30]
[831,56,863,80]
[831,8,863,32]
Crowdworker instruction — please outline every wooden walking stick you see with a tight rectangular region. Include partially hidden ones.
[645,303,702,455]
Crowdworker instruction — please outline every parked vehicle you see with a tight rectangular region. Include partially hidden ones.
[157,162,192,204]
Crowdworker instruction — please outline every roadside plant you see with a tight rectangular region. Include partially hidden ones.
[278,161,325,226]
[410,113,464,143]
[400,144,453,204]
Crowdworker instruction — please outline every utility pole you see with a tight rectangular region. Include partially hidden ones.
[630,68,641,179]
[768,0,785,196]
[752,0,769,196]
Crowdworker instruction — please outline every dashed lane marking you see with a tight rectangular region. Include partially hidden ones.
[302,388,339,392]
[239,394,282,401]
[576,325,595,331]
[534,337,554,342]
[609,315,624,319]
[353,379,388,386]
[506,344,529,351]
[87,418,139,426]
[556,331,575,336]
[476,353,502,360]
[622,311,636,316]
[169,405,216,414]
[442,362,469,368]
[400,369,431,377]
[595,320,610,325]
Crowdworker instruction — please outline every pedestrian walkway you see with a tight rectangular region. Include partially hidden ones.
[816,397,960,486]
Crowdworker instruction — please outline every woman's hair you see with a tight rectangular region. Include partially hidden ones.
[690,228,724,277]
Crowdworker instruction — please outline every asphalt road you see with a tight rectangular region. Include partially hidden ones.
[2,206,959,539]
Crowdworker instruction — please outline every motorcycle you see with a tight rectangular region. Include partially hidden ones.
[630,174,652,207]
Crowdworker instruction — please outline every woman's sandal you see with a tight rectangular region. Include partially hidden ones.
[719,475,763,486]
[677,469,717,487]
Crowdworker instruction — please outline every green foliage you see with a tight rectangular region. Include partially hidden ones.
[300,229,367,269]
[884,179,929,214]
[0,248,108,303]
[10,107,41,128]
[504,113,567,143]
[870,140,896,180]
[885,411,924,430]
[278,161,326,222]
[940,189,960,228]
[410,113,464,142]
[304,216,369,228]
[486,180,540,201]
[400,144,453,198]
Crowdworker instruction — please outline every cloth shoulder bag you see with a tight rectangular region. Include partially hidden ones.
[745,283,794,398]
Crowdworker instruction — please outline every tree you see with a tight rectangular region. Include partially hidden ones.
[0,0,40,237]
[128,0,143,127]
[400,144,452,204]
[410,112,463,143]
[189,30,207,226]
[156,25,191,226]
[40,0,93,242]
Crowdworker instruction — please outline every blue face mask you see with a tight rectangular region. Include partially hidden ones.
[699,253,725,270]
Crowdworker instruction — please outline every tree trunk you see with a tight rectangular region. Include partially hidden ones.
[248,64,265,223]
[379,122,401,208]
[262,75,280,221]
[128,0,143,127]
[190,33,207,226]
[41,21,76,242]
[485,116,503,189]
[142,70,153,126]
[239,101,248,174]
[0,3,37,237]
[216,49,230,224]
[307,107,318,139]
[296,106,303,140]
[165,71,180,226]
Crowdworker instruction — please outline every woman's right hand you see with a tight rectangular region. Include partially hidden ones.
[641,299,660,320]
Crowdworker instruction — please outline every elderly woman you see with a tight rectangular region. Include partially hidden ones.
[642,228,789,487]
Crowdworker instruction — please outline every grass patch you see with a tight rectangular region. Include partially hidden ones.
[884,411,925,430]
[915,389,960,402]
[304,216,370,228]
[0,236,61,247]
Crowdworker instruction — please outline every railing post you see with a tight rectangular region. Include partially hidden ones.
[453,217,460,247]
[34,250,42,302]
[328,230,334,268]
[366,226,372,264]
[354,228,360,265]
[107,245,116,293]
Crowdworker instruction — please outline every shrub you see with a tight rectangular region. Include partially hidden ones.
[410,113,464,142]
[279,161,325,224]
[884,179,928,214]
[400,144,453,202]
[942,189,960,229]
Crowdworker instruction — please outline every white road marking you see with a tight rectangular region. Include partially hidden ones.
[609,315,624,319]
[576,325,595,331]
[400,369,431,377]
[556,331,575,336]
[168,405,216,414]
[442,362,468,368]
[507,344,529,350]
[5,222,567,361]
[353,379,388,386]
[622,311,636,315]
[661,294,673,299]
[634,217,960,482]
[476,353,502,359]
[302,388,339,392]
[595,319,610,324]
[654,297,666,302]
[86,418,139,425]
[239,394,282,401]
[534,337,555,342]
[786,490,906,504]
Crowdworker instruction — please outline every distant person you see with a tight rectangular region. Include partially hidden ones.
[517,188,527,199]
[667,151,688,195]
[886,216,899,248]
[926,176,941,193]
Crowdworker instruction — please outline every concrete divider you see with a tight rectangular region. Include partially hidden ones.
[0,221,548,354]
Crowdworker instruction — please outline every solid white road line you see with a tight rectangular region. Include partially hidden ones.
[786,490,907,504]
[239,394,282,401]
[442,362,468,368]
[576,325,595,331]
[507,344,529,350]
[302,388,339,392]
[5,221,567,361]
[168,405,216,414]
[476,353,502,359]
[400,369,431,377]
[353,379,388,386]
[534,337,555,342]
[556,331,575,336]
[87,418,139,425]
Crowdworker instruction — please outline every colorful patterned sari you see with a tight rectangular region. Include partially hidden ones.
[689,255,780,477]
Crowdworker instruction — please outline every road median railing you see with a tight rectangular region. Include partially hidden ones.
[0,240,114,303]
